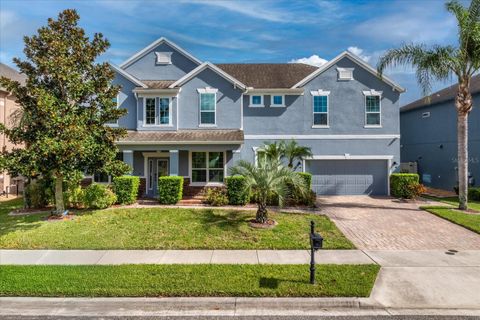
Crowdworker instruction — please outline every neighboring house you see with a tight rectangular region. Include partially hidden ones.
[400,75,480,191]
[108,37,404,197]
[0,63,26,194]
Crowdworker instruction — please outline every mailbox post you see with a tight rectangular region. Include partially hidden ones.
[309,220,323,284]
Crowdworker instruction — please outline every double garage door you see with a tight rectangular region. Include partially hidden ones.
[305,159,389,195]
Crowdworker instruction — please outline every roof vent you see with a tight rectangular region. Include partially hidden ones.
[155,52,172,65]
[337,68,354,80]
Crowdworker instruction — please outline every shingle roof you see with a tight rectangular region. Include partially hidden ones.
[0,63,26,89]
[118,129,244,144]
[142,80,176,89]
[215,63,318,88]
[401,74,480,112]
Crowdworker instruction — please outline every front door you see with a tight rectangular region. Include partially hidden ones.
[147,158,169,197]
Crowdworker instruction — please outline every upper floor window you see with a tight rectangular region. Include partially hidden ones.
[107,95,119,125]
[198,88,218,126]
[271,95,285,107]
[155,52,172,64]
[144,97,171,126]
[337,68,354,80]
[250,95,264,107]
[311,89,330,127]
[363,90,382,127]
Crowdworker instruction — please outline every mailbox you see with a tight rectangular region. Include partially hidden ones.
[310,232,323,251]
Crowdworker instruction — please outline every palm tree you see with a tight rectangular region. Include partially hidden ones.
[229,158,307,224]
[377,0,480,210]
[283,140,313,170]
[257,141,284,162]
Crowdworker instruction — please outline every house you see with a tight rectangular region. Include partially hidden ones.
[400,75,480,191]
[0,63,26,194]
[105,37,404,197]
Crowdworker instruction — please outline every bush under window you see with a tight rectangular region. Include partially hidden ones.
[225,176,250,205]
[204,187,229,206]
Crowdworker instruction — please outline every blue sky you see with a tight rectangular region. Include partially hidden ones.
[0,0,462,104]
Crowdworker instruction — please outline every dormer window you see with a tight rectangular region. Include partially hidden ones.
[271,95,285,107]
[155,52,172,65]
[250,95,264,107]
[337,68,354,80]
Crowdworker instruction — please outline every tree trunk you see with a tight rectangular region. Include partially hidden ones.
[256,202,268,224]
[54,173,65,215]
[456,78,473,211]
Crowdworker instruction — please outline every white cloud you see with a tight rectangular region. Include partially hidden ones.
[347,46,370,62]
[289,55,328,67]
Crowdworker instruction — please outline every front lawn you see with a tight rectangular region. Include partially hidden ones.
[423,195,480,211]
[0,264,379,297]
[422,206,480,234]
[0,199,353,249]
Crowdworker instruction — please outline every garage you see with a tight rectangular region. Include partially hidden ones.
[305,159,389,195]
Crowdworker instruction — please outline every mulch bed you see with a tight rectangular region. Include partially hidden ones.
[8,207,53,216]
[247,219,278,229]
[44,214,76,222]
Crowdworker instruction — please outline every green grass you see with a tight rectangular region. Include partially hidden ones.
[0,198,354,249]
[422,206,480,234]
[422,195,480,211]
[0,264,379,297]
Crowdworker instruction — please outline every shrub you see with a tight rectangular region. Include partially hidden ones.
[285,172,315,206]
[406,182,427,199]
[24,179,50,208]
[158,176,183,204]
[390,173,420,199]
[468,187,480,201]
[113,176,140,205]
[297,172,312,190]
[225,176,250,205]
[64,185,85,209]
[204,188,229,206]
[84,184,117,209]
[250,190,279,206]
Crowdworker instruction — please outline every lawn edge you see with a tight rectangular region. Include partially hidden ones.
[421,206,480,235]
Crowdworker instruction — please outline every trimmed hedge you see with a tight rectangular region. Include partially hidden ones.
[158,176,183,204]
[225,176,250,205]
[298,172,312,190]
[390,173,420,198]
[113,176,140,205]
[84,184,117,209]
[468,187,480,201]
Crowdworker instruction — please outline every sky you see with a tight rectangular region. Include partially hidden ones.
[0,0,463,105]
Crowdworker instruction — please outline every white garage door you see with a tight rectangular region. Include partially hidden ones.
[306,159,388,195]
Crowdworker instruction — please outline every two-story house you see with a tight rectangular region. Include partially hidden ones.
[108,37,404,197]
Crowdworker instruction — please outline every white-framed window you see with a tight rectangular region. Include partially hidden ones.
[311,90,330,127]
[155,52,172,64]
[422,112,431,118]
[143,97,171,126]
[337,67,354,80]
[197,88,217,126]
[94,172,111,184]
[363,90,382,127]
[191,151,225,184]
[106,94,119,125]
[250,95,264,107]
[270,95,285,107]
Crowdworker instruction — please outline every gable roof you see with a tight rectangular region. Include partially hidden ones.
[169,62,247,90]
[0,63,27,89]
[291,51,405,92]
[110,63,147,88]
[119,37,202,69]
[216,63,318,89]
[401,75,480,112]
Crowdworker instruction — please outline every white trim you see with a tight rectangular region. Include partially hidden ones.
[364,91,382,128]
[312,91,329,127]
[142,96,173,127]
[109,63,147,88]
[197,87,218,94]
[310,89,331,96]
[244,134,399,140]
[306,155,394,160]
[169,62,247,89]
[155,52,172,65]
[249,94,264,107]
[123,150,133,153]
[245,88,304,95]
[199,90,217,126]
[240,93,244,130]
[337,67,354,80]
[142,151,170,157]
[270,94,285,107]
[133,88,180,95]
[291,51,405,92]
[169,150,179,153]
[117,140,244,145]
[120,37,202,69]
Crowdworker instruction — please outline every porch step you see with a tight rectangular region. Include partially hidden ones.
[178,197,204,205]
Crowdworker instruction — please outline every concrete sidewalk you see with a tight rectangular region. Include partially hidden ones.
[0,249,374,265]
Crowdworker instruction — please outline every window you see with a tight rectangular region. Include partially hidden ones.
[422,112,431,118]
[145,98,156,125]
[191,151,224,183]
[337,68,354,80]
[106,95,119,125]
[94,172,110,184]
[250,95,264,107]
[365,95,381,126]
[155,52,172,64]
[200,93,216,125]
[159,98,170,125]
[311,90,330,127]
[271,95,285,107]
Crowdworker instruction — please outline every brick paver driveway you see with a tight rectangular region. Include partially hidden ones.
[319,196,480,250]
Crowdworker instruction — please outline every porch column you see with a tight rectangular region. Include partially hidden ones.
[123,150,133,174]
[169,150,179,176]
